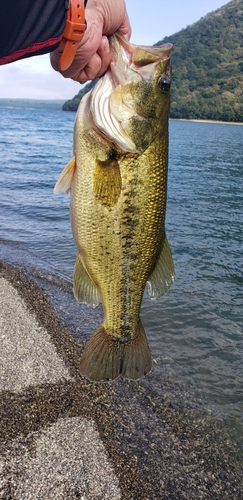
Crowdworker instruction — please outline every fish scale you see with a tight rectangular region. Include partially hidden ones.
[54,32,174,381]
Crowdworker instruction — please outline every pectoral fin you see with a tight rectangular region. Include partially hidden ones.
[54,157,76,194]
[146,235,175,299]
[93,156,122,207]
[73,253,101,307]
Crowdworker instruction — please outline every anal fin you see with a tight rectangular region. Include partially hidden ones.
[73,253,101,307]
[146,234,175,299]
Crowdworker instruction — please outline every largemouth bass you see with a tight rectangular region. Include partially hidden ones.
[54,32,174,382]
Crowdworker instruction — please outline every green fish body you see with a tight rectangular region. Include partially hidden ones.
[55,33,174,381]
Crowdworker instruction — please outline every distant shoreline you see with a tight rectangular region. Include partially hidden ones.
[0,98,64,111]
[170,118,243,126]
[1,102,242,125]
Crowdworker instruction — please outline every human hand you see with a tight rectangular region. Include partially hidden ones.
[50,0,131,83]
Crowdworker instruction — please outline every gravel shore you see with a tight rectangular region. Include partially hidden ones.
[0,259,243,499]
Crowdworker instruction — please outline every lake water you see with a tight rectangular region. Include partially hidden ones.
[0,106,242,446]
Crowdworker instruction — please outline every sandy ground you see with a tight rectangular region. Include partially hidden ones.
[0,259,243,499]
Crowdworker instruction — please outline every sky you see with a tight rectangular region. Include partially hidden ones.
[0,0,228,100]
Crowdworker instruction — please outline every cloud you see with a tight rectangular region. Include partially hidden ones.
[0,0,226,100]
[0,54,81,100]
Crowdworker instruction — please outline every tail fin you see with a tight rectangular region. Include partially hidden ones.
[79,322,152,382]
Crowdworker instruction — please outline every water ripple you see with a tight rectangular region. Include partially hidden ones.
[0,108,242,443]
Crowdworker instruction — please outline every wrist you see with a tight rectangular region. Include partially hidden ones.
[59,0,87,71]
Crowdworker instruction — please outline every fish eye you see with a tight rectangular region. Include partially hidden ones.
[158,76,171,93]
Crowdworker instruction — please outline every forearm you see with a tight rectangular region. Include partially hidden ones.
[0,0,66,65]
[0,0,131,84]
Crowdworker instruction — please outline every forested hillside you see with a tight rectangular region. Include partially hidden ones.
[63,0,243,122]
[156,0,243,121]
[62,80,97,111]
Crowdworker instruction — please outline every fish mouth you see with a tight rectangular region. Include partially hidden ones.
[110,31,173,85]
[88,32,172,153]
[89,70,138,152]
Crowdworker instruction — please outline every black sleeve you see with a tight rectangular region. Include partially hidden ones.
[0,0,66,65]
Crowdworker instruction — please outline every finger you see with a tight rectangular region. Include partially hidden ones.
[72,35,112,83]
[50,15,103,79]
[96,36,112,76]
[118,10,132,40]
[72,52,103,83]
